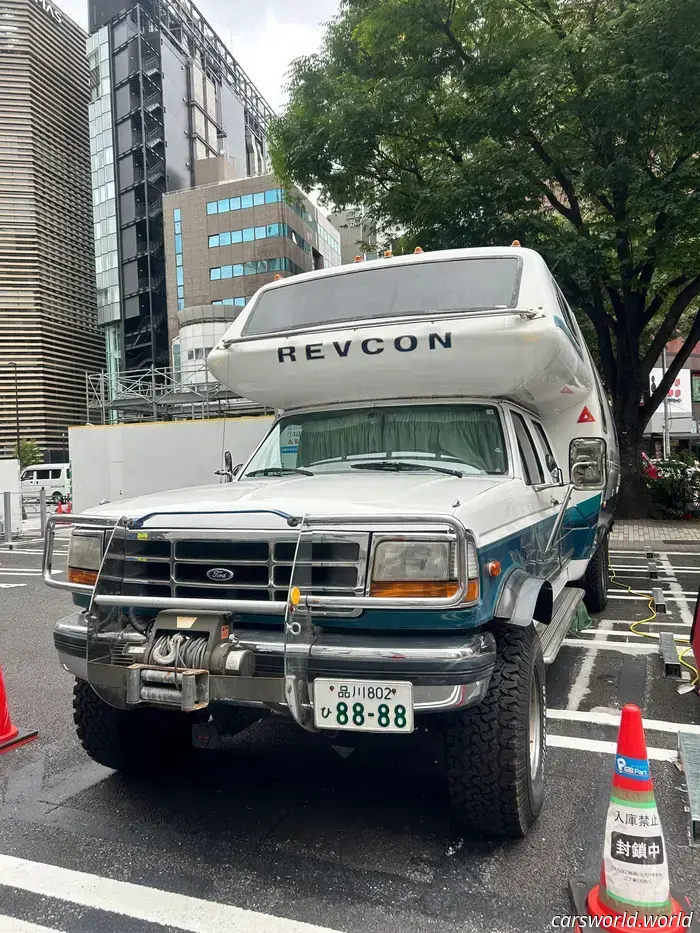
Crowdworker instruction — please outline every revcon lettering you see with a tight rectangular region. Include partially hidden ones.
[277,332,451,363]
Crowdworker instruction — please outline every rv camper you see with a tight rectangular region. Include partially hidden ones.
[44,246,619,838]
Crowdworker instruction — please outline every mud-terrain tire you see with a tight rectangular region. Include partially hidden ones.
[445,623,546,838]
[73,678,196,772]
[582,534,609,614]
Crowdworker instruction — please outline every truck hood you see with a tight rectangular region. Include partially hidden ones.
[84,473,513,528]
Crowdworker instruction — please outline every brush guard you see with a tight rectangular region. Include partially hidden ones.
[44,512,473,720]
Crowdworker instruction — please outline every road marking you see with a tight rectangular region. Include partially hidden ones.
[0,917,65,933]
[547,734,677,761]
[605,619,691,629]
[562,639,658,654]
[658,552,694,628]
[0,854,343,933]
[566,620,610,710]
[578,629,690,642]
[609,593,698,602]
[548,708,700,736]
[0,583,26,588]
[0,570,61,575]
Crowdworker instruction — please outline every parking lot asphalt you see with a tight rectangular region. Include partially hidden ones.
[0,536,698,933]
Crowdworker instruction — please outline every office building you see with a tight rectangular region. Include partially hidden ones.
[87,0,273,380]
[328,208,379,264]
[163,162,341,376]
[0,0,101,456]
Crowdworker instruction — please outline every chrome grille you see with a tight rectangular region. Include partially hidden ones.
[118,532,368,607]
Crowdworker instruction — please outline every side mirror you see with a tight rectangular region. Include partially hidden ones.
[569,438,606,490]
[545,453,563,485]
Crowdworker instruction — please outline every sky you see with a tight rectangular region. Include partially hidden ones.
[56,0,340,112]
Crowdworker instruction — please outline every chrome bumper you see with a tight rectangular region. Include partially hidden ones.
[54,613,495,714]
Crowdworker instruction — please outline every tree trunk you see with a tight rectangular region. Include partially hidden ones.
[616,429,649,518]
[613,351,649,518]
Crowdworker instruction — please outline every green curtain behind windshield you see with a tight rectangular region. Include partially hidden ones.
[295,406,507,474]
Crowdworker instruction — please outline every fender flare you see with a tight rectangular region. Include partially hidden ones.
[494,568,553,628]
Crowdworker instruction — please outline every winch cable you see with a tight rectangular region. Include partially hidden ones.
[151,633,207,670]
[606,558,699,687]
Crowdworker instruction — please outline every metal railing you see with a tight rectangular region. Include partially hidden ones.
[85,363,272,424]
[42,512,474,612]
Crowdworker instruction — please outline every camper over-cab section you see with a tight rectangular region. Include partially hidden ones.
[208,246,595,416]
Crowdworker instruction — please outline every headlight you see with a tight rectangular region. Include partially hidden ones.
[373,541,454,581]
[370,539,479,602]
[67,530,103,585]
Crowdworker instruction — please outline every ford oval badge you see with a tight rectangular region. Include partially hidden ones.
[206,567,235,582]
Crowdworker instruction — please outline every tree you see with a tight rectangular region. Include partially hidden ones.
[270,0,700,515]
[13,439,42,471]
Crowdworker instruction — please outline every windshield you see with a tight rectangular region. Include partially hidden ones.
[243,257,521,336]
[240,404,508,477]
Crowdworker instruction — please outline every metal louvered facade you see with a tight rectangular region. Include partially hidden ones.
[0,0,102,457]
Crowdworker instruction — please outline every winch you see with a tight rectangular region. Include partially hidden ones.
[124,610,255,712]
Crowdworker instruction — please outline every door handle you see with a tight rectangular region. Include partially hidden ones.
[550,496,560,507]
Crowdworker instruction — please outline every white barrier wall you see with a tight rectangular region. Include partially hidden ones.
[69,417,273,514]
[0,459,21,534]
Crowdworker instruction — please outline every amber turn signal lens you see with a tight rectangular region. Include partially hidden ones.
[369,581,460,598]
[289,585,301,606]
[68,568,97,586]
[486,560,501,577]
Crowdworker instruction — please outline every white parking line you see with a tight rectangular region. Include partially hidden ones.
[566,620,611,710]
[548,708,700,736]
[605,619,691,628]
[0,855,343,933]
[658,552,694,628]
[562,639,658,654]
[547,734,677,761]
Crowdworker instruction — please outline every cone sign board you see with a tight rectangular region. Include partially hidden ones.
[577,406,596,424]
[569,704,696,930]
[599,706,671,915]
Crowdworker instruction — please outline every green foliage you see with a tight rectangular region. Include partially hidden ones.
[271,0,700,515]
[13,439,42,471]
[646,459,700,518]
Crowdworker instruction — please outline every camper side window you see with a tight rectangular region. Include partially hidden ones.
[553,281,581,349]
[512,412,544,485]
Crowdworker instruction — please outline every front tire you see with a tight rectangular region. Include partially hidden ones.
[72,678,195,772]
[445,624,546,838]
[582,534,609,613]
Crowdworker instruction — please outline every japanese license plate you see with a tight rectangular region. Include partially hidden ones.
[313,679,414,733]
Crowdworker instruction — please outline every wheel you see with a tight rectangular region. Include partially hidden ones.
[72,678,196,773]
[582,533,609,613]
[444,623,546,838]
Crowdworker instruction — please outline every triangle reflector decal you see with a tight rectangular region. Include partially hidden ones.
[560,385,575,395]
[577,406,595,424]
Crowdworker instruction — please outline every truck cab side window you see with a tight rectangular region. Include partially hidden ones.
[512,412,544,485]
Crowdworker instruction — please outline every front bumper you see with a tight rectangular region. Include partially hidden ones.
[54,612,496,714]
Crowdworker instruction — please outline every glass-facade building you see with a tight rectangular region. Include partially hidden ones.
[86,0,273,375]
[163,169,341,382]
[0,0,102,455]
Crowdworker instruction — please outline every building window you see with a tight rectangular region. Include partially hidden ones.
[206,188,285,216]
[173,209,184,307]
[208,258,304,281]
[206,222,311,253]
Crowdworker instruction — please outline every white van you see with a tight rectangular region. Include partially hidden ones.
[21,463,71,503]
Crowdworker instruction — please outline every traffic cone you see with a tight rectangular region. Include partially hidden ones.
[0,665,38,754]
[569,704,696,930]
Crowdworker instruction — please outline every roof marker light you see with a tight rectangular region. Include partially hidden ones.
[414,246,424,254]
[354,255,363,262]
[273,273,282,280]
[384,250,393,258]
[511,240,521,247]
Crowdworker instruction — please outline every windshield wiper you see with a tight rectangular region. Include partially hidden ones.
[245,467,314,477]
[351,460,463,478]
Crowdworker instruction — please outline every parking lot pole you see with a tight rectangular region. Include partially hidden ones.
[3,491,11,545]
[39,488,47,537]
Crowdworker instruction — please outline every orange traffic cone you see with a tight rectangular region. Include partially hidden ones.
[570,705,696,930]
[0,665,38,754]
